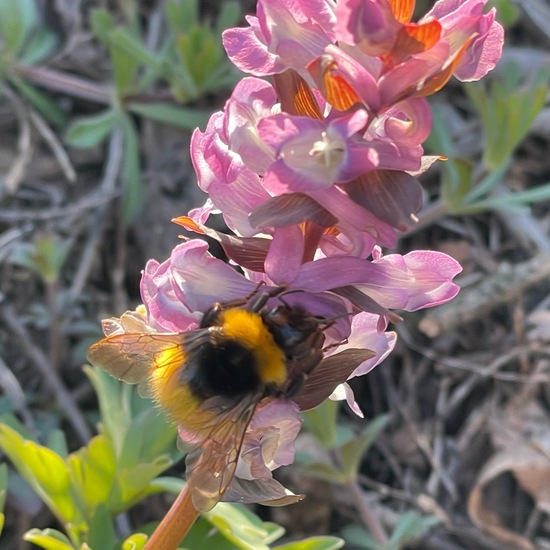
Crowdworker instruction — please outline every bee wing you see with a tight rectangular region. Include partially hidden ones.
[87,332,189,384]
[184,393,262,512]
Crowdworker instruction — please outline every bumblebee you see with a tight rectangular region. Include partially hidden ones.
[87,287,328,512]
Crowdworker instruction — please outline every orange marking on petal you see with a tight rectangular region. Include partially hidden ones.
[404,20,441,51]
[308,55,361,112]
[417,33,476,96]
[171,216,205,234]
[294,80,324,119]
[390,20,441,63]
[274,71,323,119]
[324,73,361,111]
[388,0,415,24]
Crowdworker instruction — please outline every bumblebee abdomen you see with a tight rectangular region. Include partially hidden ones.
[190,339,261,398]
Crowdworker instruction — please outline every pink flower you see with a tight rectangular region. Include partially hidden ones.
[223,0,336,77]
[189,77,427,263]
[140,240,257,331]
[330,0,504,108]
[88,0,505,512]
[329,312,397,416]
[426,0,505,81]
[178,401,304,506]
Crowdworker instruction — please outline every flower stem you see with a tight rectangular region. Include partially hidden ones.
[144,483,200,550]
[346,478,388,546]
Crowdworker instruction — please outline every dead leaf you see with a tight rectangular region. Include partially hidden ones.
[468,399,550,550]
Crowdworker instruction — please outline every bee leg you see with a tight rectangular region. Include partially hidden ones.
[249,285,287,312]
[283,372,307,399]
[200,302,224,328]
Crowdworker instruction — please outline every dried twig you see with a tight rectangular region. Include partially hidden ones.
[0,84,32,192]
[29,110,76,183]
[69,129,123,302]
[419,253,550,338]
[0,300,92,444]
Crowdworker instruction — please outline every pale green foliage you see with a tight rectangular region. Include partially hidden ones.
[0,368,345,549]
[428,65,550,215]
[9,234,72,284]
[300,401,440,546]
[342,512,440,550]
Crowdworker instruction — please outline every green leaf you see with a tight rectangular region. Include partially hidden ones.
[425,105,455,158]
[466,66,549,171]
[303,400,339,448]
[65,109,119,148]
[341,526,380,550]
[84,366,131,458]
[387,511,440,549]
[120,114,144,223]
[182,516,241,550]
[0,463,6,536]
[339,414,389,481]
[122,533,148,550]
[0,463,7,510]
[90,8,116,46]
[0,424,79,523]
[462,159,510,204]
[128,102,210,129]
[205,503,279,550]
[0,413,37,442]
[47,430,69,459]
[109,28,161,71]
[473,183,550,211]
[10,234,72,284]
[216,2,242,37]
[488,0,520,28]
[19,28,58,65]
[165,0,199,34]
[67,435,117,516]
[440,158,474,214]
[23,528,76,550]
[109,29,141,95]
[149,475,184,491]
[296,462,348,485]
[111,455,174,512]
[274,537,345,550]
[10,77,67,127]
[118,406,177,470]
[88,504,117,550]
[177,29,218,89]
[0,0,36,55]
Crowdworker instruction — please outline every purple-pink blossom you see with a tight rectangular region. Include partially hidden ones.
[89,0,503,511]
